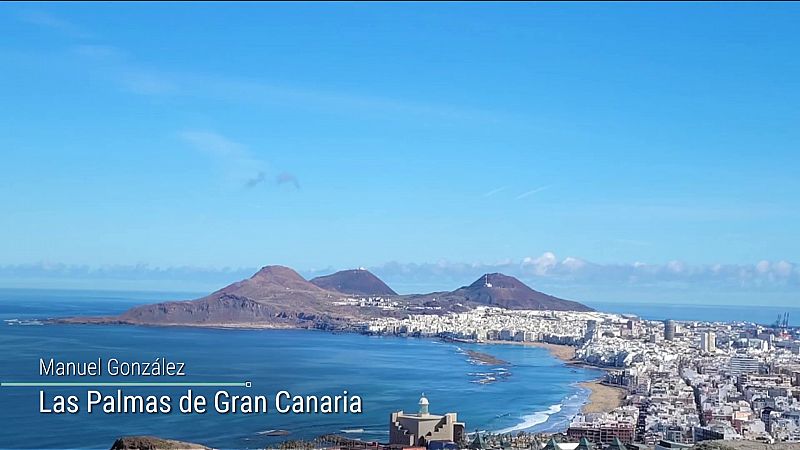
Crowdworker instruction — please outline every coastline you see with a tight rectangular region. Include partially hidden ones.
[484,340,624,421]
[36,317,618,438]
[579,381,626,414]
[5,319,593,446]
[51,318,621,430]
[485,340,576,362]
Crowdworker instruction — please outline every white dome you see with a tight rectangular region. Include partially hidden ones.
[419,394,429,405]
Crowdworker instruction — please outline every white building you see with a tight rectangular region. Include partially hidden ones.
[701,332,716,353]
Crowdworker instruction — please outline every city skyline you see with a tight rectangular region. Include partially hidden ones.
[1,3,799,304]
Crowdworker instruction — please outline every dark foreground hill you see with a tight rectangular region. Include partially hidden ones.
[695,441,800,450]
[110,436,209,450]
[310,269,397,296]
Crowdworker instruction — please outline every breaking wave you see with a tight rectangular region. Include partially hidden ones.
[494,403,563,434]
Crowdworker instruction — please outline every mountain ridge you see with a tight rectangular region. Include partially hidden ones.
[70,265,592,328]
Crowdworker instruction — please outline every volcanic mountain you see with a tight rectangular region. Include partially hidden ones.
[310,269,397,296]
[116,265,357,329]
[436,273,593,312]
[67,266,591,329]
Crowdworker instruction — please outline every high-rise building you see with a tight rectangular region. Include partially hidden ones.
[585,320,599,342]
[664,320,676,341]
[729,355,760,376]
[700,331,716,353]
[761,407,775,432]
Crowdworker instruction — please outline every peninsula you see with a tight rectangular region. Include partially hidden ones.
[61,265,592,330]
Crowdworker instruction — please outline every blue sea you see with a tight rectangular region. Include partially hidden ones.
[0,289,599,450]
[586,301,800,327]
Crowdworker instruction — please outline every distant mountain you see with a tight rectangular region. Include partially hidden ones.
[68,265,591,329]
[310,269,397,296]
[446,273,593,312]
[117,265,353,329]
[207,265,328,299]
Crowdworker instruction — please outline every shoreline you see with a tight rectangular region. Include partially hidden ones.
[48,320,620,430]
[484,340,577,362]
[579,381,626,414]
[483,340,624,422]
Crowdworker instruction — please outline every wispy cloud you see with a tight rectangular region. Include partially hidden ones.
[276,172,300,189]
[178,130,248,160]
[177,130,299,190]
[516,185,551,200]
[16,9,518,125]
[17,10,91,39]
[15,11,303,193]
[98,60,507,123]
[118,69,177,95]
[244,171,267,189]
[481,186,508,198]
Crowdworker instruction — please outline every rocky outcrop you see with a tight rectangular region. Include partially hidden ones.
[110,436,210,450]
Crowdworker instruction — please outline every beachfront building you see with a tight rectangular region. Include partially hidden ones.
[567,411,637,445]
[389,394,465,448]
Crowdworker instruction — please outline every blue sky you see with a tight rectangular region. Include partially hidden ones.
[1,3,799,304]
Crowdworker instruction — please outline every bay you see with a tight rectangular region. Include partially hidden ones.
[0,289,598,450]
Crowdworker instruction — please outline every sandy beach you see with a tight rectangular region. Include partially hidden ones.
[485,340,577,361]
[580,381,626,413]
[528,342,577,361]
[483,340,625,415]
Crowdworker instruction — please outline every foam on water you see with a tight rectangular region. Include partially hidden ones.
[495,403,563,434]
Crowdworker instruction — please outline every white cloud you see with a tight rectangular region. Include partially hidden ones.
[370,253,800,292]
[481,186,508,198]
[18,10,91,39]
[2,256,798,299]
[773,260,794,278]
[562,257,587,271]
[178,130,249,160]
[667,260,686,274]
[522,251,558,275]
[516,185,551,200]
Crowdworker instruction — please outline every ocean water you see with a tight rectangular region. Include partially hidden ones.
[586,301,800,327]
[0,289,600,450]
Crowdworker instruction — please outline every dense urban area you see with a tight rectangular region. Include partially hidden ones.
[365,304,800,450]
